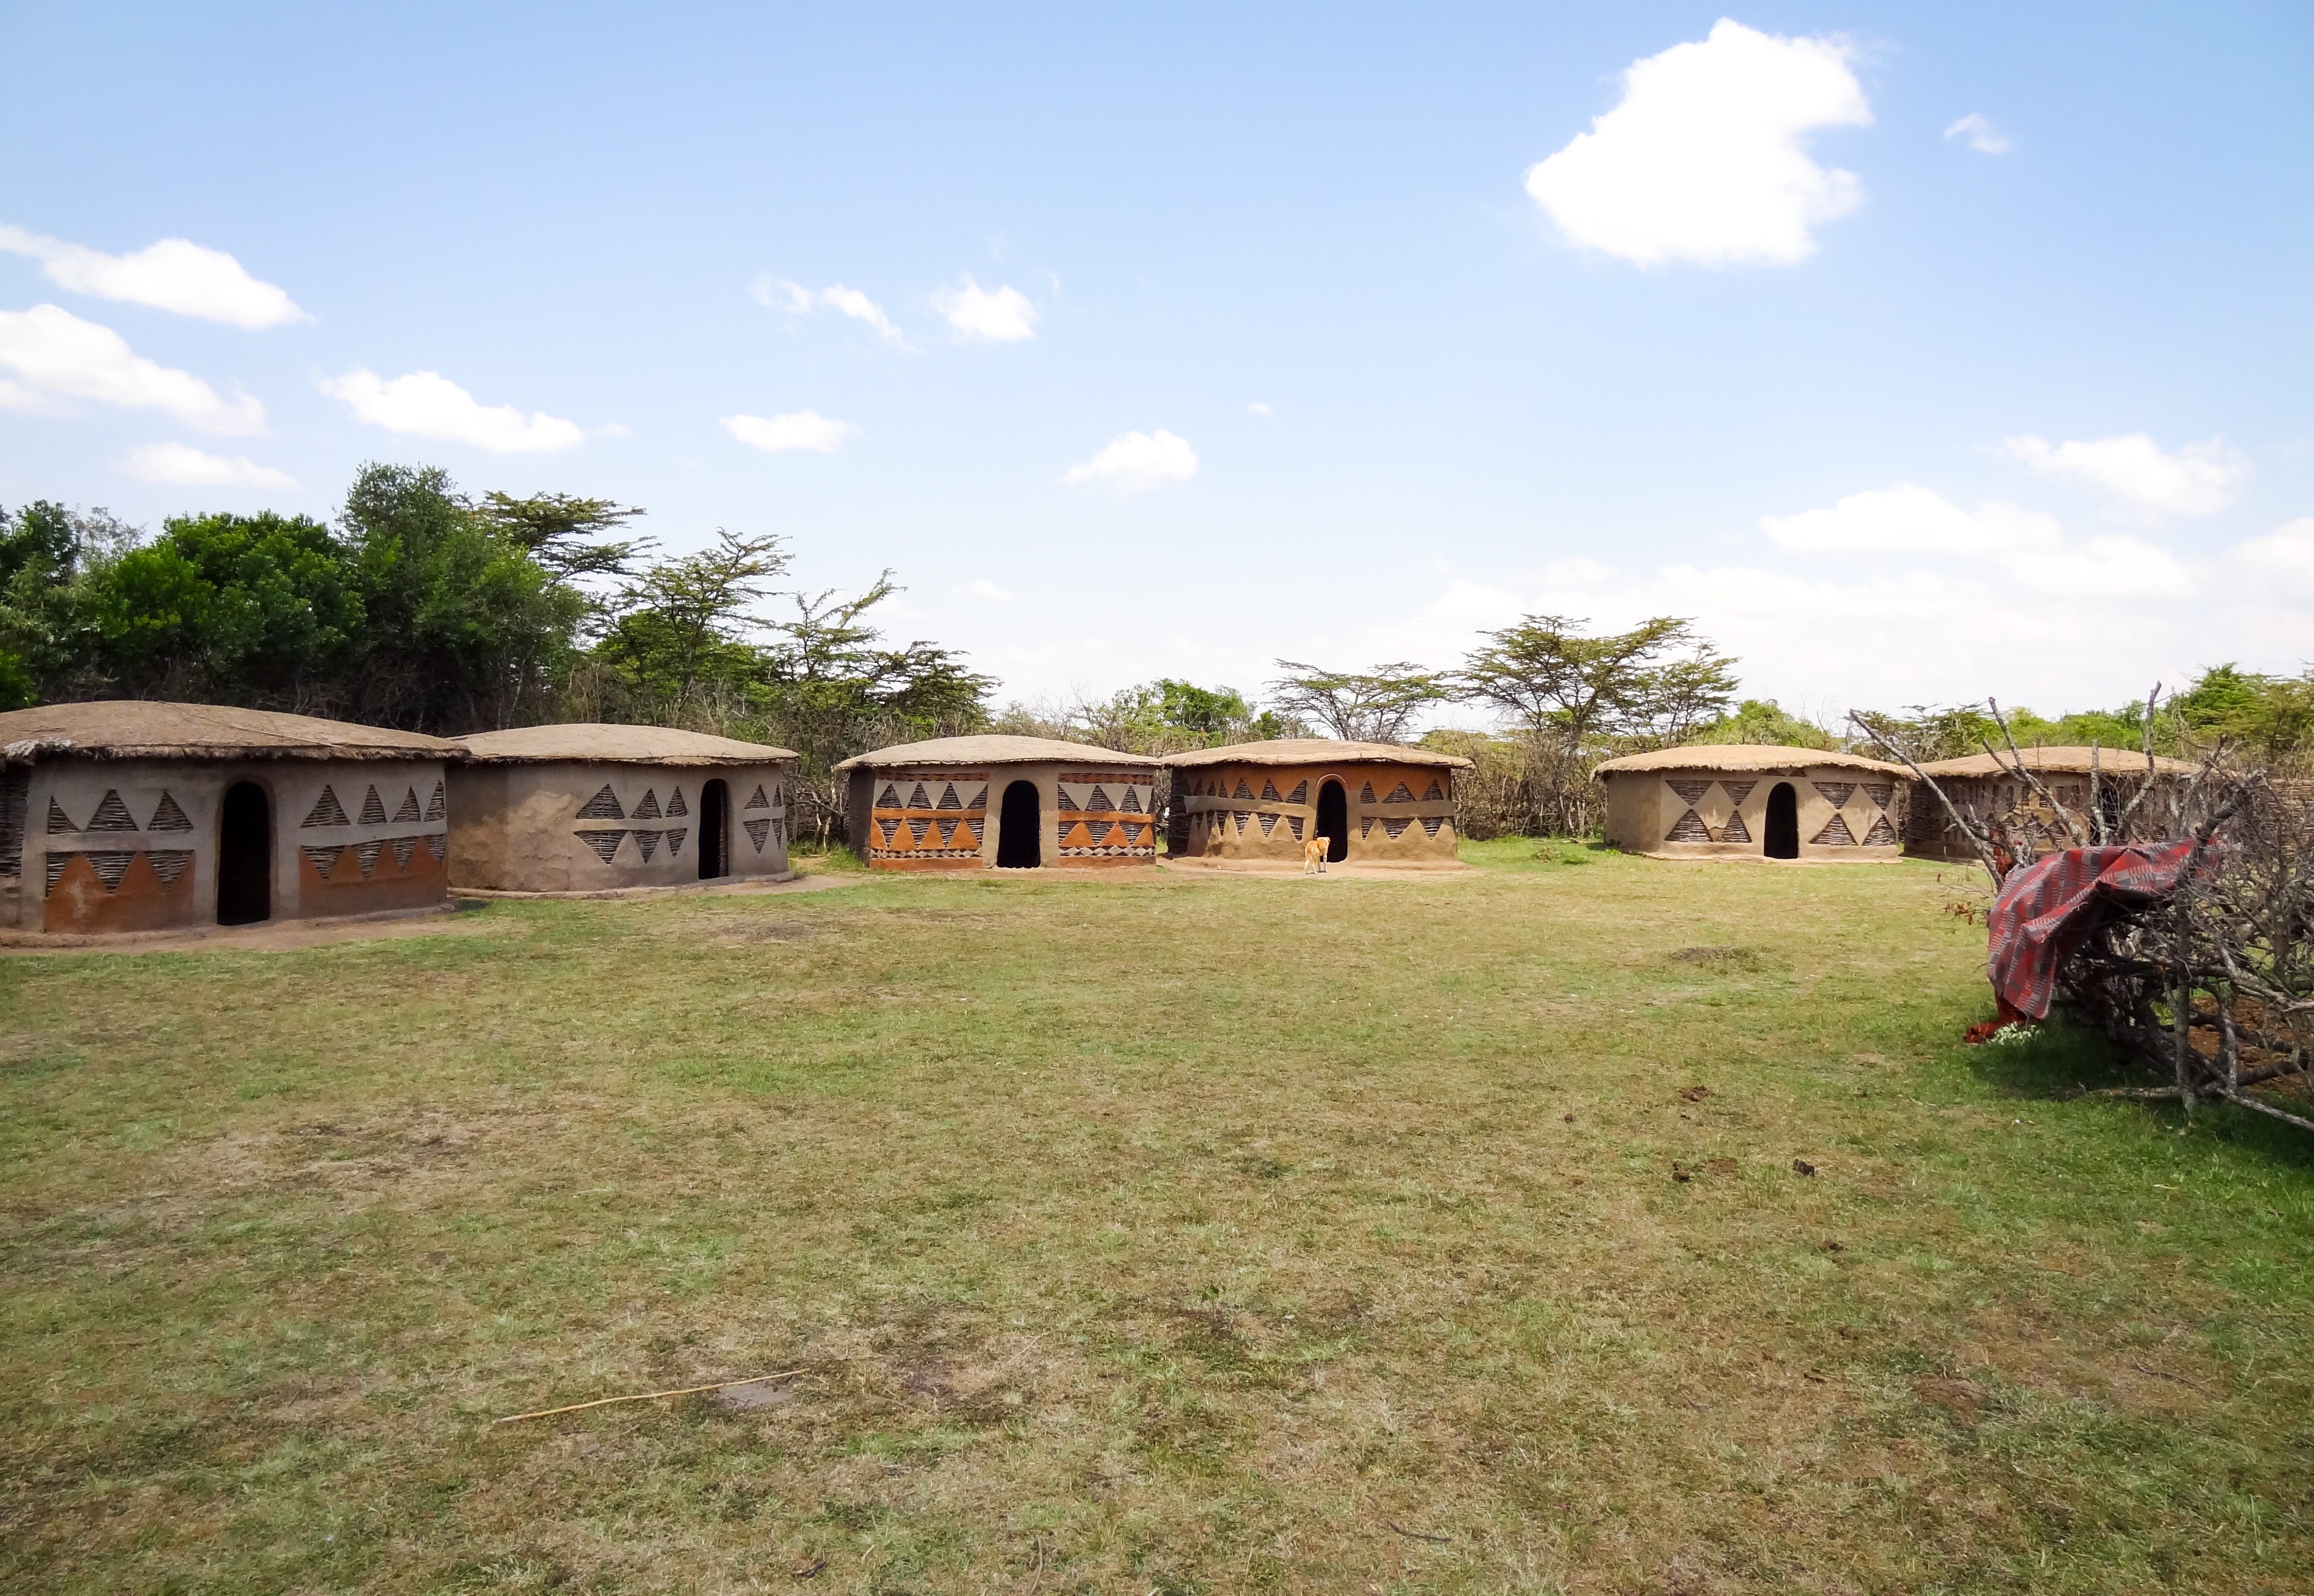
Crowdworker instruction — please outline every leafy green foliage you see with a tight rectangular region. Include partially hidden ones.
[1691,698,1840,750]
[1266,660,1449,743]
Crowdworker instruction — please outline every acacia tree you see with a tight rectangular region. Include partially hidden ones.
[1453,614,1738,834]
[1267,660,1449,743]
[591,528,790,718]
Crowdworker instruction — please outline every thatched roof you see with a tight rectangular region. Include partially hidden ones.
[835,735,1160,771]
[0,701,460,764]
[1163,738,1472,769]
[455,724,797,766]
[1919,746,2200,778]
[1592,744,1907,778]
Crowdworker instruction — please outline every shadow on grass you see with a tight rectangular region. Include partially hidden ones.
[1973,1015,2314,1167]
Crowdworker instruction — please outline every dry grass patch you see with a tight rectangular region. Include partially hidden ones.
[1,840,2310,1592]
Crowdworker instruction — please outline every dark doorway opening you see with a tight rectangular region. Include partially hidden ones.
[1316,779,1349,863]
[217,781,271,925]
[1764,782,1800,859]
[997,780,1042,868]
[699,779,729,878]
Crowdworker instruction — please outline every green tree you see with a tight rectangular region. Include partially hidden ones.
[593,528,790,716]
[1455,615,1737,747]
[1267,660,1448,743]
[1693,699,1838,751]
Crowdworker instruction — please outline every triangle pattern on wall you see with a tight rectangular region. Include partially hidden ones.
[907,783,932,809]
[1359,782,1376,804]
[666,828,687,856]
[633,830,662,861]
[148,792,193,831]
[392,787,422,823]
[1382,818,1412,839]
[967,787,987,810]
[1423,780,1444,801]
[86,789,138,831]
[360,786,388,825]
[45,854,70,893]
[1814,782,1855,809]
[1723,782,1756,806]
[878,819,900,845]
[353,840,383,875]
[1667,779,1711,806]
[1233,779,1254,800]
[1286,781,1308,804]
[745,785,771,810]
[936,783,961,810]
[47,798,77,833]
[1812,813,1858,846]
[1120,787,1142,813]
[1384,782,1415,803]
[744,817,772,852]
[630,788,662,821]
[390,836,417,869]
[1863,783,1893,809]
[1666,809,1711,843]
[937,819,958,845]
[1260,781,1281,802]
[667,788,688,817]
[576,830,625,862]
[1721,810,1752,844]
[425,781,446,820]
[1862,814,1897,847]
[148,849,191,886]
[907,818,931,843]
[424,833,446,861]
[303,786,349,827]
[1057,789,1079,810]
[966,818,985,843]
[1257,813,1279,836]
[1087,786,1113,811]
[87,850,134,890]
[576,784,624,820]
[878,783,901,808]
[1287,815,1305,841]
[303,844,343,878]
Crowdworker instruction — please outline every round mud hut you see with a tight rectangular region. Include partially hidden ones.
[1,701,458,937]
[1164,740,1472,869]
[837,736,1161,871]
[445,725,797,893]
[1907,746,2201,861]
[1594,745,1912,862]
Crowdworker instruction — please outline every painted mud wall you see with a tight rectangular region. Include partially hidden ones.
[446,761,792,892]
[1172,763,1459,864]
[1602,769,1908,860]
[847,763,1158,871]
[7,756,450,933]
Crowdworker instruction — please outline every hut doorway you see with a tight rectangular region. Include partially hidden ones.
[217,781,271,924]
[1764,782,1799,859]
[997,779,1041,868]
[1316,779,1349,863]
[699,778,729,878]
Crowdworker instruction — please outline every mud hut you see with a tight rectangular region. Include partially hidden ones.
[1594,745,1911,861]
[836,736,1161,871]
[1907,746,2201,861]
[0,701,458,936]
[1164,740,1472,868]
[446,725,798,892]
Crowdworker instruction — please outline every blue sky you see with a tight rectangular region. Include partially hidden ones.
[4,3,2310,721]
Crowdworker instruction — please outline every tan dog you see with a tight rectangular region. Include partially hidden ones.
[1304,836,1329,875]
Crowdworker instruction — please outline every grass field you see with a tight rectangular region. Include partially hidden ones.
[3,840,2311,1593]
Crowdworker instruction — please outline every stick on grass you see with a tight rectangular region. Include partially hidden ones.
[492,1370,804,1425]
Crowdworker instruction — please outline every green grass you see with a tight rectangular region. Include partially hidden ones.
[2,839,2310,1593]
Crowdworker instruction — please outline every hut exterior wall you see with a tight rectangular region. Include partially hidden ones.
[10,755,450,933]
[1172,760,1459,865]
[1902,770,2181,861]
[444,760,792,891]
[1600,767,1907,860]
[858,761,1159,871]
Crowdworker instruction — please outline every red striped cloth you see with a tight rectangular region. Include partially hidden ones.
[1986,841,2204,1020]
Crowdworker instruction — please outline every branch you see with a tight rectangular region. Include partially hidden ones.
[1985,698,2089,848]
[1848,712,2001,878]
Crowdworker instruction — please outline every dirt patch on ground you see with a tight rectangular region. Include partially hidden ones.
[0,906,504,958]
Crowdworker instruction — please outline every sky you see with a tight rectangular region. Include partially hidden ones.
[3,2,2311,726]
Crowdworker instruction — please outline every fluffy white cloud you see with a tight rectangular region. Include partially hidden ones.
[318,368,584,453]
[0,225,307,328]
[1761,483,2061,556]
[121,442,296,490]
[1061,429,1197,494]
[0,303,266,434]
[1943,113,2013,155]
[721,410,858,453]
[931,274,1038,341]
[1247,401,1274,418]
[1524,19,1871,268]
[961,578,1014,601]
[749,276,908,347]
[2002,432,2250,520]
[2238,517,2314,594]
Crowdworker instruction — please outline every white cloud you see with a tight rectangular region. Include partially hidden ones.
[1061,429,1197,494]
[749,276,908,347]
[962,578,1014,601]
[1247,401,1274,418]
[1761,483,2061,556]
[1943,113,2012,155]
[0,303,266,434]
[930,274,1038,341]
[318,368,584,453]
[721,410,858,453]
[1524,19,1871,268]
[0,224,308,328]
[2238,517,2314,595]
[2002,433,2250,520]
[120,442,296,490]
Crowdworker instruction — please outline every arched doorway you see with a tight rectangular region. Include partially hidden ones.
[996,779,1041,868]
[1764,782,1799,859]
[1315,778,1349,864]
[217,781,271,925]
[698,778,729,878]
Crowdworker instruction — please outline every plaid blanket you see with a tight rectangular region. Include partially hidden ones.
[1987,841,2203,1019]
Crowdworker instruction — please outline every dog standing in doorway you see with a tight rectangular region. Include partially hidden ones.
[1304,836,1329,875]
